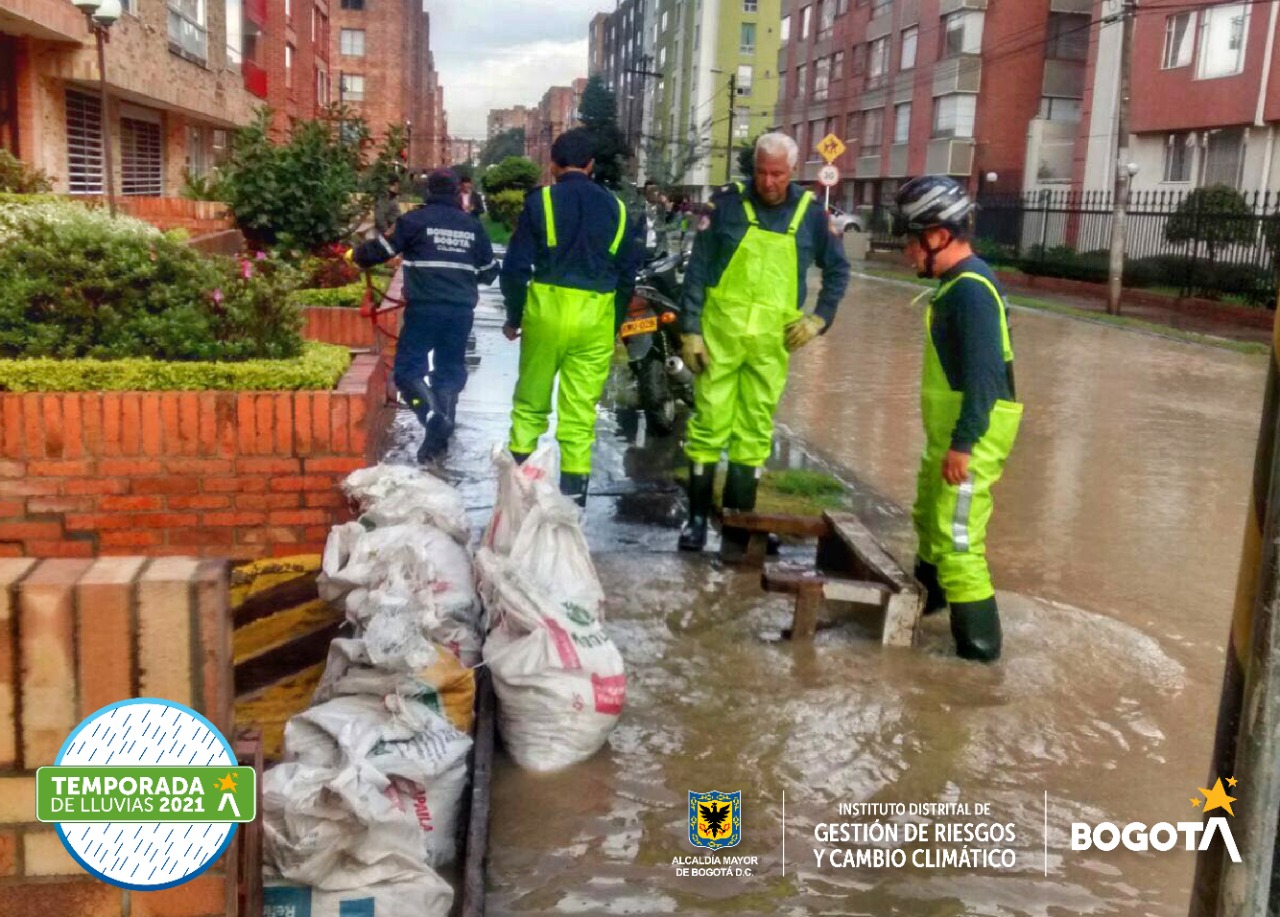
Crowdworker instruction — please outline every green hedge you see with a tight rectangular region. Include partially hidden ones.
[291,282,367,309]
[0,342,352,392]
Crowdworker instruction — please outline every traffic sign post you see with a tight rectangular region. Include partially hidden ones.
[817,164,840,209]
[817,133,846,163]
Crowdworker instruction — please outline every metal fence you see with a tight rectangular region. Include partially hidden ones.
[870,188,1280,306]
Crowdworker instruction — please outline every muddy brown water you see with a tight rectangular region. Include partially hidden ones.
[390,278,1267,915]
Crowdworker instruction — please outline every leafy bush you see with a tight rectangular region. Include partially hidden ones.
[0,150,53,194]
[299,244,362,289]
[0,342,351,392]
[481,157,540,195]
[0,200,304,361]
[487,189,527,230]
[481,213,512,245]
[291,282,366,308]
[180,168,225,201]
[1164,185,1256,264]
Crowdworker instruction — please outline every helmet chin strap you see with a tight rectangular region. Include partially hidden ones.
[915,229,952,278]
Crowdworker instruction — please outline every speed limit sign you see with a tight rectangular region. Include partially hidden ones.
[817,164,840,187]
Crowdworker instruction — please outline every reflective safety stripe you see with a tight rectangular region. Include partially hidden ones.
[952,477,974,551]
[379,235,397,256]
[403,260,480,272]
[608,198,628,256]
[542,185,558,248]
[477,259,499,271]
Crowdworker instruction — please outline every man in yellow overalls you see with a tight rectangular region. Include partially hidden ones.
[677,132,850,555]
[891,175,1023,662]
[500,128,642,505]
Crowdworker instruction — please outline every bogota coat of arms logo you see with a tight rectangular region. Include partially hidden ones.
[689,790,742,850]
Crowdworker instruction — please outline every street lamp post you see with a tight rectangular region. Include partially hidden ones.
[71,0,121,216]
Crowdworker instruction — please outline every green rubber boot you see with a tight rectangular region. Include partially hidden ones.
[678,461,716,552]
[951,596,1002,662]
[914,558,948,616]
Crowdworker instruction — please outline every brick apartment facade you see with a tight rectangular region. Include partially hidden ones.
[486,104,534,141]
[332,0,445,169]
[253,0,331,137]
[1070,0,1280,197]
[0,0,257,196]
[528,79,586,180]
[775,0,1091,213]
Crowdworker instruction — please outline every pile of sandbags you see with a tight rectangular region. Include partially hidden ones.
[476,446,627,773]
[262,465,480,917]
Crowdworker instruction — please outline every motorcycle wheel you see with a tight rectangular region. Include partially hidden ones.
[635,356,677,435]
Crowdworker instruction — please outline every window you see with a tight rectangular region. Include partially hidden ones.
[832,51,845,81]
[780,14,790,43]
[186,124,206,177]
[818,0,835,39]
[340,28,365,56]
[120,116,163,196]
[65,90,103,195]
[871,0,891,13]
[901,26,918,70]
[284,0,289,20]
[1038,96,1081,122]
[846,110,861,144]
[740,22,756,54]
[814,56,831,100]
[779,68,787,97]
[862,108,883,147]
[341,72,364,101]
[837,0,848,14]
[1163,12,1196,68]
[744,0,757,10]
[316,66,328,105]
[340,0,363,10]
[1201,127,1245,186]
[867,37,888,88]
[800,4,811,40]
[226,0,242,65]
[942,11,983,58]
[285,43,294,88]
[167,0,208,62]
[1046,12,1088,60]
[1198,4,1249,79]
[661,9,669,31]
[1163,131,1194,182]
[793,122,805,152]
[735,106,750,139]
[893,102,911,143]
[932,94,976,138]
[851,42,865,76]
[737,64,753,96]
[809,119,823,158]
[795,63,807,98]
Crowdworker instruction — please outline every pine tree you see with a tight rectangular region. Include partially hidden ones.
[577,75,630,188]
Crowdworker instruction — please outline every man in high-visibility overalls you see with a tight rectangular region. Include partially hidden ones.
[500,128,642,505]
[891,175,1023,662]
[677,132,850,554]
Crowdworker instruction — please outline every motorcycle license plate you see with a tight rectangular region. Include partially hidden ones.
[620,316,659,338]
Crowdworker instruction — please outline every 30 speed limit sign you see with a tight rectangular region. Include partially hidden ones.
[817,164,840,187]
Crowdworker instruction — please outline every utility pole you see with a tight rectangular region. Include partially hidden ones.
[1105,0,1136,315]
[724,71,737,184]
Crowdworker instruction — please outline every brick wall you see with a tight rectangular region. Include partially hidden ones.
[0,353,391,560]
[0,556,237,917]
[75,197,236,236]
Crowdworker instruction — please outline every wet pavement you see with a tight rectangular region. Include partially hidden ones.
[380,272,1268,916]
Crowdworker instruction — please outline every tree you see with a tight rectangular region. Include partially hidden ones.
[577,74,631,188]
[641,121,713,188]
[361,124,407,201]
[1164,184,1256,267]
[481,156,540,195]
[480,128,525,167]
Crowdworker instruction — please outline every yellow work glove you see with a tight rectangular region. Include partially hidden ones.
[343,247,356,265]
[785,314,826,352]
[681,333,709,375]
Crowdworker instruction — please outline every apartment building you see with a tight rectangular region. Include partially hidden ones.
[528,79,587,180]
[0,0,256,195]
[251,0,331,136]
[589,11,610,75]
[487,105,534,141]
[596,0,654,165]
[775,0,1090,211]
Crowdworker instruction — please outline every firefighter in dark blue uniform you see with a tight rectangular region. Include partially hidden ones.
[351,169,499,462]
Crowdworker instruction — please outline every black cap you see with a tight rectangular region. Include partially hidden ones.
[426,169,460,195]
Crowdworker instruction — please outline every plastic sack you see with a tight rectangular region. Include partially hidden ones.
[313,638,476,735]
[263,873,453,917]
[341,465,471,544]
[319,523,476,618]
[283,695,473,868]
[482,444,559,556]
[507,486,605,620]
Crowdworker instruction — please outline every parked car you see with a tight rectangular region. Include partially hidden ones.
[827,206,863,233]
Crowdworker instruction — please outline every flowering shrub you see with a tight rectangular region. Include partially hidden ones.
[0,200,304,361]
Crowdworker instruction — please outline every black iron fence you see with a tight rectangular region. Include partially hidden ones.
[869,188,1280,306]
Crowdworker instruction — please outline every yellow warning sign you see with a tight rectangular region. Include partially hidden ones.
[817,133,846,163]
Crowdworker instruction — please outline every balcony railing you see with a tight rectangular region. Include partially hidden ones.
[242,59,268,98]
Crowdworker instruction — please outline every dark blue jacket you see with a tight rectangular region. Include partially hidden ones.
[354,194,498,307]
[681,181,850,335]
[499,171,643,328]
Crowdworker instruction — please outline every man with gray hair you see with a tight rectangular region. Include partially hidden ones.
[677,131,851,555]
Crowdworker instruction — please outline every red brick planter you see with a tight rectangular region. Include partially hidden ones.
[0,354,392,560]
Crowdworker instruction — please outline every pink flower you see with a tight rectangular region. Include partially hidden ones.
[240,260,253,279]
[212,288,224,304]
[255,250,268,261]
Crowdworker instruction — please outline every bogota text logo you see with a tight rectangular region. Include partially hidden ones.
[1071,776,1241,863]
[689,790,742,851]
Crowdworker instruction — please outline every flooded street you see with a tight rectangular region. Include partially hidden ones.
[386,273,1268,915]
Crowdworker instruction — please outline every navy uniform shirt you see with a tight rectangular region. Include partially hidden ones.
[681,181,851,335]
[353,193,498,307]
[499,171,644,328]
[932,255,1017,453]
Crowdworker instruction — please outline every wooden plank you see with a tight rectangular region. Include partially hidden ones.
[234,729,264,917]
[762,563,827,595]
[882,592,923,648]
[822,511,914,591]
[461,667,496,917]
[822,579,891,606]
[790,584,824,641]
[720,511,830,538]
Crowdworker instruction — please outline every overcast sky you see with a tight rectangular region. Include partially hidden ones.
[429,0,604,141]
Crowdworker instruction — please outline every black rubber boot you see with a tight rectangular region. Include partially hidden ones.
[418,391,458,464]
[720,462,760,556]
[678,462,716,552]
[399,378,438,427]
[914,558,948,616]
[511,450,531,465]
[951,597,1003,662]
[560,471,589,508]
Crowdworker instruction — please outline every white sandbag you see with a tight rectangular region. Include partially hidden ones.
[482,444,559,556]
[478,548,627,773]
[319,523,476,618]
[283,695,473,868]
[506,487,605,620]
[263,874,453,917]
[341,464,471,544]
[262,762,428,890]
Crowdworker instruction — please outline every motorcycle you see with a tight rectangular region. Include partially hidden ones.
[618,250,694,435]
